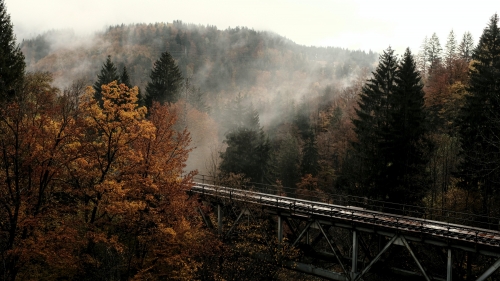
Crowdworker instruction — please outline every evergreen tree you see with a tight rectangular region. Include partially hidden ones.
[0,0,25,101]
[187,86,209,112]
[221,92,258,132]
[301,133,319,176]
[93,55,119,103]
[426,33,442,72]
[275,132,301,188]
[458,14,500,215]
[220,128,270,184]
[219,100,270,184]
[120,66,132,88]
[417,36,429,79]
[444,30,457,67]
[458,31,475,61]
[145,50,183,107]
[352,47,398,198]
[384,48,430,204]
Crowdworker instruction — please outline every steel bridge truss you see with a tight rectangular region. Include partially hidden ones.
[191,182,500,281]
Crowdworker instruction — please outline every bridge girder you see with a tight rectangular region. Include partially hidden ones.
[193,182,500,280]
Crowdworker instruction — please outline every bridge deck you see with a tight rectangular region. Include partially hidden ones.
[191,183,500,249]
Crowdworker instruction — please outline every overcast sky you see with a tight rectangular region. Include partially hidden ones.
[5,0,499,55]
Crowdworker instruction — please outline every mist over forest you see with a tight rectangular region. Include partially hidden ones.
[20,21,377,176]
[4,1,500,278]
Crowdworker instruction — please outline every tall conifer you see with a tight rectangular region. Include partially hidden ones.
[352,47,398,198]
[458,32,475,61]
[120,66,132,88]
[384,48,429,204]
[0,0,25,101]
[458,14,500,215]
[93,55,119,103]
[145,51,183,107]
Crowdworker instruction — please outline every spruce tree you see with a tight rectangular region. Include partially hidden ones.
[458,14,500,215]
[417,36,429,79]
[426,33,443,72]
[301,133,319,176]
[219,99,270,184]
[384,48,429,204]
[120,66,132,88]
[352,47,398,198]
[458,31,475,61]
[444,30,457,67]
[0,0,25,101]
[145,50,183,108]
[93,55,119,103]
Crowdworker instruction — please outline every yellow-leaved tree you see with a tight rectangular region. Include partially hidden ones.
[69,82,215,280]
[1,80,218,280]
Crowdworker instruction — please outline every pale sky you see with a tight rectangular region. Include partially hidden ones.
[5,0,499,55]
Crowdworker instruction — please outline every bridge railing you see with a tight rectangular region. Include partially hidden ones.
[193,174,500,231]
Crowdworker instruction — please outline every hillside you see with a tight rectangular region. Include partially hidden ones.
[20,21,377,177]
[21,21,376,105]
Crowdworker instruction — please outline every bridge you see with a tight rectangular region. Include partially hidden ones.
[190,176,500,281]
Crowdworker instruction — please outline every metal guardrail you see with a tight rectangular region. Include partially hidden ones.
[191,175,500,248]
[192,175,500,230]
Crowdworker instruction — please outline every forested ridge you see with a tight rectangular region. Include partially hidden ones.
[2,0,500,278]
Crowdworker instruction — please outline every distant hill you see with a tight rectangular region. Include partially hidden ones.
[20,21,377,106]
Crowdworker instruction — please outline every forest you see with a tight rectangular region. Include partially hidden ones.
[2,0,500,278]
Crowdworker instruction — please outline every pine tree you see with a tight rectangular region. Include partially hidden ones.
[301,133,319,176]
[219,99,270,183]
[93,55,119,103]
[0,0,25,101]
[187,86,208,112]
[352,47,398,198]
[384,48,430,204]
[145,50,183,107]
[444,30,457,68]
[458,14,500,215]
[417,36,429,79]
[458,31,475,61]
[220,128,270,184]
[275,132,301,188]
[427,33,442,72]
[120,66,132,88]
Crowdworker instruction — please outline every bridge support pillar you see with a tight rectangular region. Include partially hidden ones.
[447,248,452,281]
[277,215,283,243]
[217,204,223,235]
[351,230,359,280]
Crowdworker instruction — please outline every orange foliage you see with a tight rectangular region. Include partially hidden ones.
[0,79,215,280]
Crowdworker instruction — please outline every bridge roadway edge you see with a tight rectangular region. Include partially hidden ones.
[190,182,500,280]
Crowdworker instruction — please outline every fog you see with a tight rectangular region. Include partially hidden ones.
[7,0,496,55]
[18,21,380,176]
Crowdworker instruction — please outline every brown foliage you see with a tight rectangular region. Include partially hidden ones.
[0,79,214,280]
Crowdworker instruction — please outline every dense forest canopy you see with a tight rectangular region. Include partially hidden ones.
[3,0,500,277]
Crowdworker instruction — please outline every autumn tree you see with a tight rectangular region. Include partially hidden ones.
[0,0,25,101]
[67,81,216,279]
[145,50,183,107]
[458,14,500,216]
[0,72,82,280]
[0,79,215,280]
